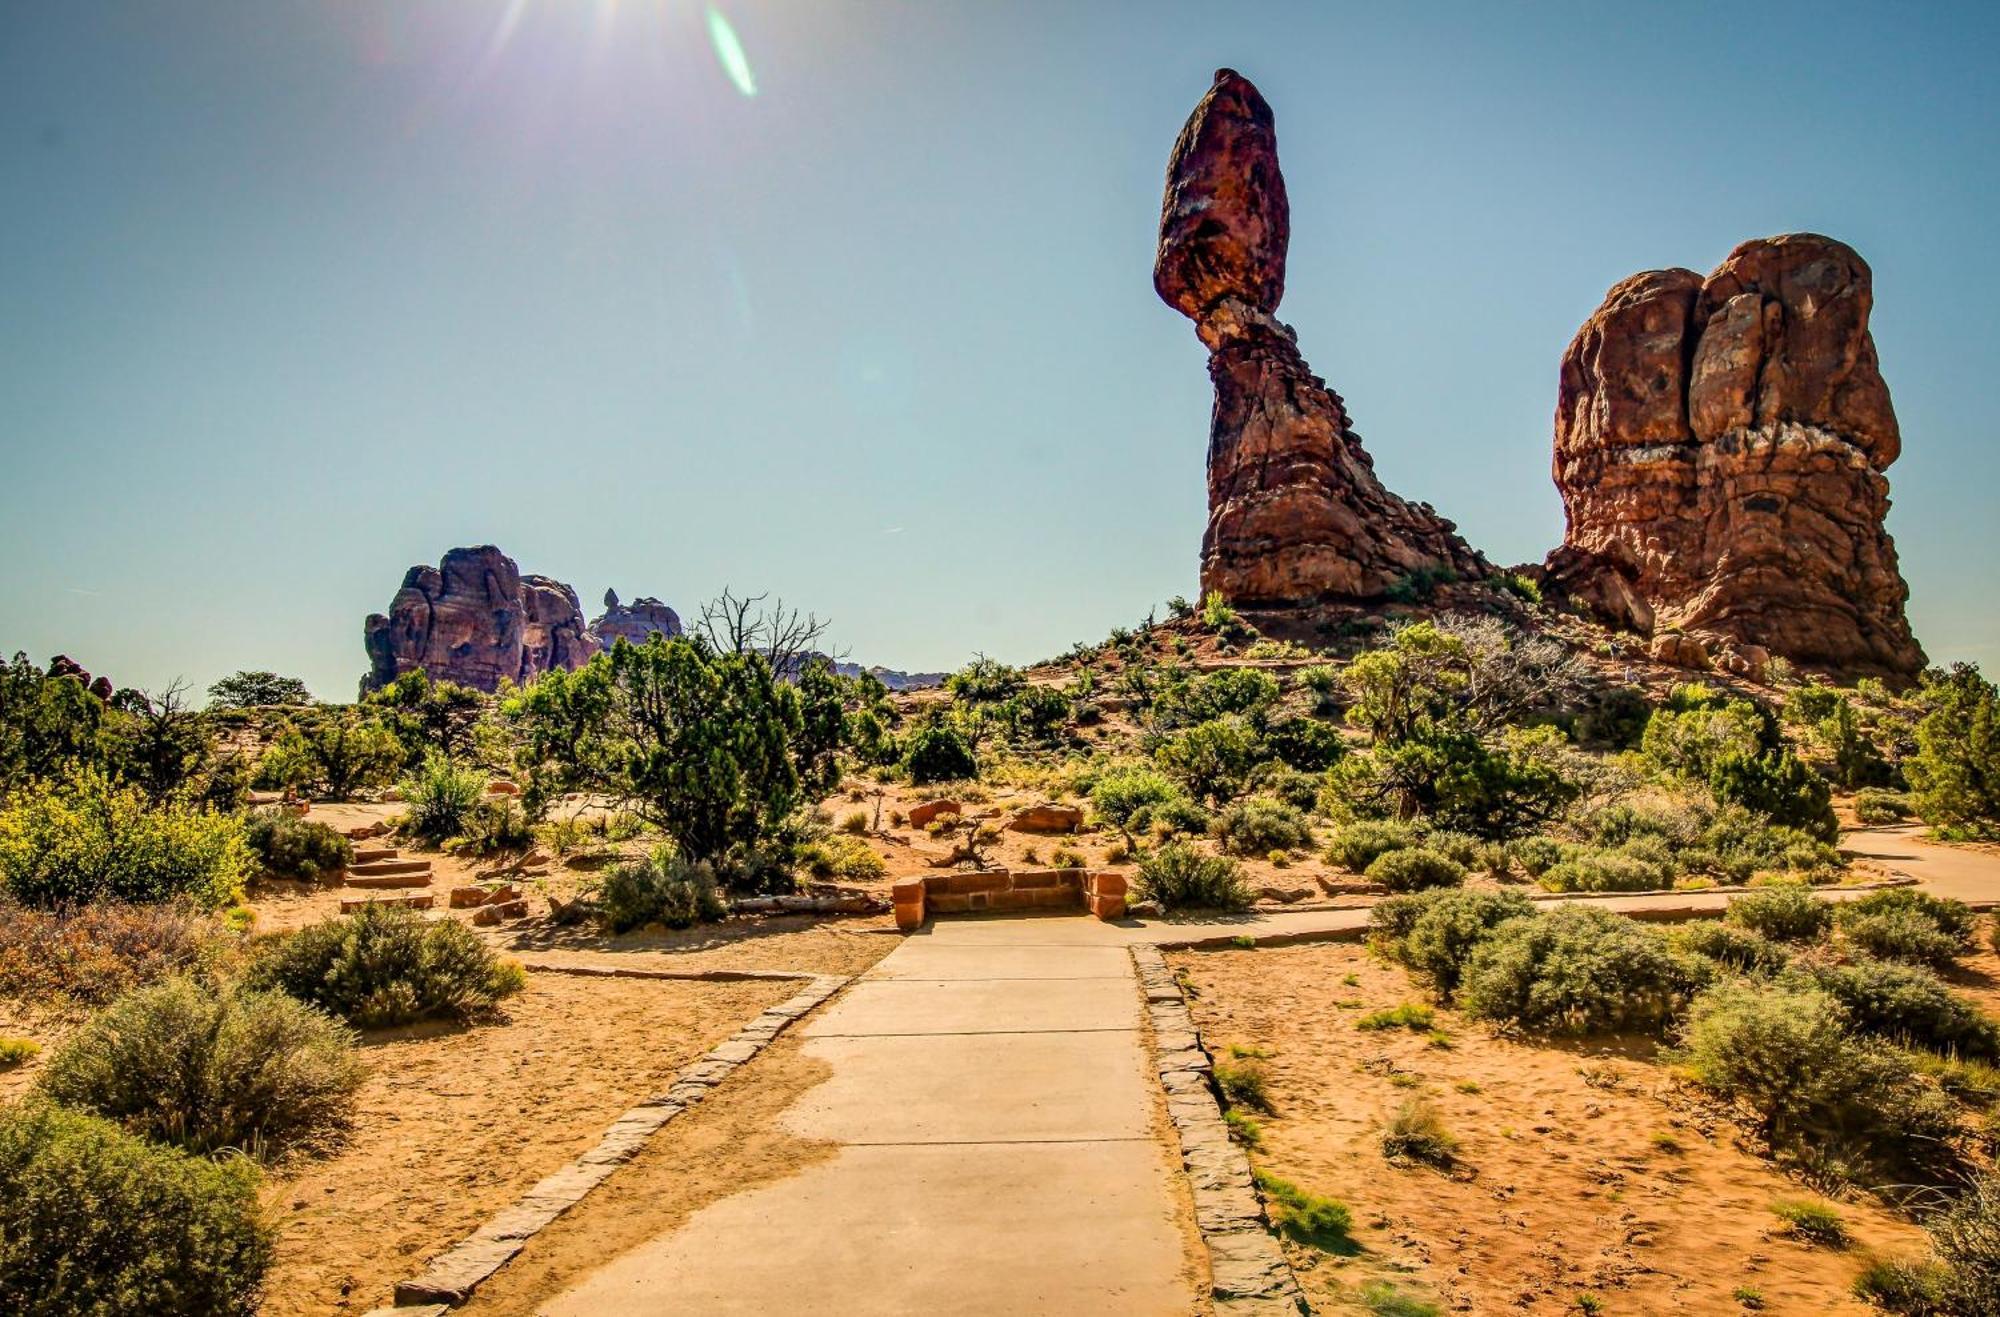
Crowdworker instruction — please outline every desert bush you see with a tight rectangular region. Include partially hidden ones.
[1253,1169,1355,1250]
[1575,685,1653,750]
[1842,888,1978,943]
[1538,849,1663,893]
[0,768,249,909]
[1152,717,1261,804]
[0,897,219,1007]
[0,1101,273,1315]
[1324,819,1421,873]
[1375,888,1536,997]
[1151,668,1281,732]
[1134,842,1249,912]
[598,847,727,932]
[798,833,886,881]
[257,713,401,801]
[1726,884,1833,943]
[1459,906,1695,1035]
[1210,797,1312,856]
[1381,1096,1457,1166]
[901,722,979,785]
[1507,834,1567,878]
[399,755,486,844]
[1771,1197,1849,1247]
[1365,847,1466,893]
[242,812,351,882]
[1641,684,1778,781]
[248,904,524,1028]
[1214,1057,1272,1112]
[1679,979,1967,1185]
[1296,664,1344,716]
[207,670,311,708]
[1089,764,1187,838]
[1709,748,1837,842]
[1843,909,1969,970]
[1792,957,2000,1059]
[1262,717,1345,772]
[1922,1174,2000,1315]
[1419,829,1503,874]
[1855,789,1915,825]
[38,977,364,1160]
[443,796,533,858]
[0,1037,40,1066]
[1676,921,1792,975]
[1357,1002,1436,1031]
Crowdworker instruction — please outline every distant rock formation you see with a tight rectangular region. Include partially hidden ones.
[592,589,684,647]
[47,655,113,702]
[363,546,599,693]
[1546,233,1924,678]
[1154,68,1485,605]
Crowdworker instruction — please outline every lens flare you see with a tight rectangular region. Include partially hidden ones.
[705,6,757,97]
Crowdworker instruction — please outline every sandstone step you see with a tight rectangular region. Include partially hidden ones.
[350,858,430,877]
[346,868,434,890]
[448,883,518,909]
[341,893,433,914]
[351,846,400,864]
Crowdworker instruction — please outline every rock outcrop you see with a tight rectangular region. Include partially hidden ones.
[592,589,684,647]
[1547,233,1924,678]
[1155,68,1485,605]
[363,546,599,693]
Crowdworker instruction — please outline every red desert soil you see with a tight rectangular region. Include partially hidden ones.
[260,970,810,1317]
[1168,941,1932,1315]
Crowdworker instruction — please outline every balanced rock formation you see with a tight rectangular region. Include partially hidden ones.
[363,546,599,693]
[1155,69,1485,604]
[1547,233,1924,677]
[592,589,683,647]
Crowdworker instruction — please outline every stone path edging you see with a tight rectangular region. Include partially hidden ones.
[518,960,819,984]
[1130,946,1306,1315]
[385,973,849,1308]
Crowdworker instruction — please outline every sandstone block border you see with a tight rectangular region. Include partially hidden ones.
[387,971,849,1307]
[1130,946,1305,1315]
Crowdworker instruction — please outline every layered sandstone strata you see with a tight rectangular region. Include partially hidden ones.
[1547,234,1924,677]
[1155,68,1485,604]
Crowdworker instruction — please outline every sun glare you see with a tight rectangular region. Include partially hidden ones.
[705,6,758,98]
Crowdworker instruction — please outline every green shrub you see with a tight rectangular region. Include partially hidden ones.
[0,1037,39,1067]
[1794,957,2000,1059]
[442,796,533,858]
[1210,797,1312,856]
[1709,749,1838,842]
[1770,1197,1849,1247]
[1508,835,1567,878]
[1843,909,1969,969]
[1358,1281,1443,1317]
[1725,884,1833,943]
[1923,1174,2000,1315]
[1374,888,1536,997]
[399,756,486,845]
[1252,1169,1355,1250]
[1357,1002,1436,1031]
[1420,829,1502,874]
[1459,907,1695,1035]
[1538,849,1663,893]
[37,977,364,1160]
[256,714,402,800]
[1152,717,1260,804]
[1325,819,1420,872]
[1134,842,1249,912]
[248,904,524,1028]
[1262,717,1345,772]
[598,847,727,932]
[1840,888,1978,943]
[0,1101,273,1315]
[1677,922,1792,975]
[901,723,979,785]
[1853,1256,1950,1315]
[1854,789,1915,825]
[1366,847,1466,893]
[1678,979,1967,1185]
[0,898,217,1007]
[0,768,249,910]
[242,812,352,881]
[1381,1096,1457,1166]
[1089,765,1187,838]
[1214,1057,1272,1112]
[798,834,886,881]
[1641,685,1777,780]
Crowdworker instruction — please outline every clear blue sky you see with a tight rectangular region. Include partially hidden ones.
[3,1,1995,700]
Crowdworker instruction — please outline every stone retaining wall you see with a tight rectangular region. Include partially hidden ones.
[892,868,1128,930]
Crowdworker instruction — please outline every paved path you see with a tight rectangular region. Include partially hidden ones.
[1841,825,2000,905]
[542,916,1196,1316]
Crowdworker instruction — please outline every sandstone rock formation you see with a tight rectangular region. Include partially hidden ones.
[592,589,684,648]
[1547,233,1924,677]
[363,546,599,693]
[1155,69,1485,604]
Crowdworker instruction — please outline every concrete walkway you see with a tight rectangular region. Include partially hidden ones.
[1842,825,2000,904]
[542,916,1197,1316]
